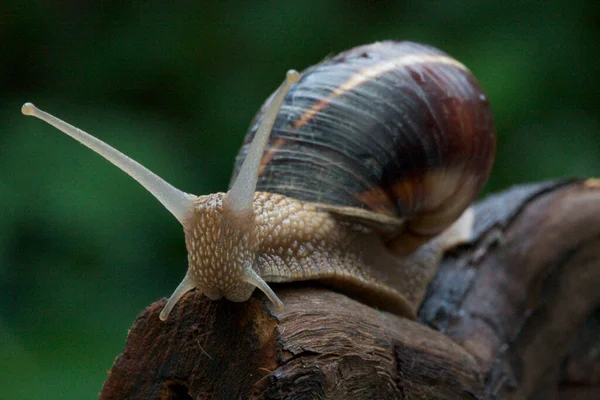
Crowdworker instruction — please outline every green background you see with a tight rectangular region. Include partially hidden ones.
[1,1,598,398]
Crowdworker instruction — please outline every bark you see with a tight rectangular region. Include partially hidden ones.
[100,179,600,399]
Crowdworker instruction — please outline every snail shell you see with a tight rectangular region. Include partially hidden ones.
[234,41,495,256]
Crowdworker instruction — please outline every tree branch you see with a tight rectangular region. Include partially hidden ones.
[100,180,600,399]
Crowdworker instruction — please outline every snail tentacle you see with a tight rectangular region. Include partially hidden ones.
[21,102,196,225]
[243,263,283,311]
[159,273,196,321]
[225,70,300,216]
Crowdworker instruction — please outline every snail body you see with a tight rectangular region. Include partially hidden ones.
[22,41,495,321]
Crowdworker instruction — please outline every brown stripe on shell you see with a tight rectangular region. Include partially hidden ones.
[354,186,398,216]
[258,137,286,177]
[291,52,470,131]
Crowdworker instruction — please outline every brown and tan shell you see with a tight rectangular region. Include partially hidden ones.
[232,41,496,255]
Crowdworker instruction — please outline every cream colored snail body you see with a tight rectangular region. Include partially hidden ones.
[22,41,495,321]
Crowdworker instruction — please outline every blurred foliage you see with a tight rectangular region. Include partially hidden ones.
[1,0,598,398]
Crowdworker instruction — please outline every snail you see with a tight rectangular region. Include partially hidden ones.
[21,41,495,321]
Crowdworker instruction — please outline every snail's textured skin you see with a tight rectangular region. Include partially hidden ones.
[186,189,474,317]
[186,191,418,316]
[233,41,495,254]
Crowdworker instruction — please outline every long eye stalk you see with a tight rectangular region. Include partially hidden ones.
[21,103,197,225]
[225,70,300,215]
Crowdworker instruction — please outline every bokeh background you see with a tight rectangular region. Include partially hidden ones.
[1,1,598,398]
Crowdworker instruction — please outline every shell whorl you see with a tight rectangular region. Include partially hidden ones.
[232,41,496,253]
